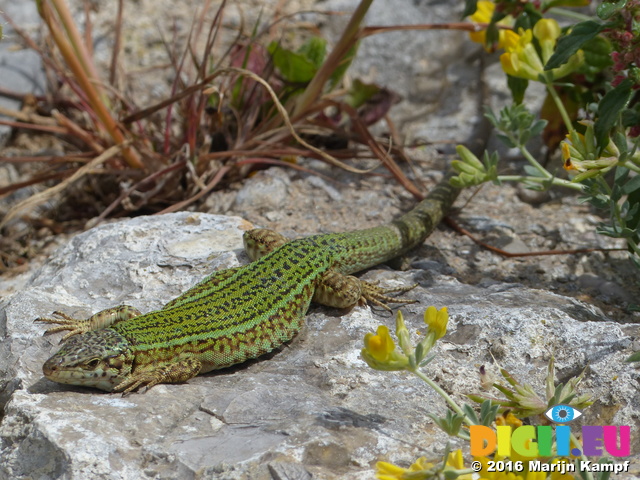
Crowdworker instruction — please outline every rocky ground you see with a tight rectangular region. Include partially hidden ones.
[0,1,638,479]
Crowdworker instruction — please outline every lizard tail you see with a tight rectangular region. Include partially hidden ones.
[390,173,460,256]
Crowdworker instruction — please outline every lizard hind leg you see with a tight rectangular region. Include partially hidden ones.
[243,229,289,261]
[314,270,417,312]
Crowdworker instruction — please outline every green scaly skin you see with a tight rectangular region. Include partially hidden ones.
[39,177,459,393]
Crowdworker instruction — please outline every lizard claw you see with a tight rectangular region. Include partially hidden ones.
[360,282,419,312]
[35,311,91,342]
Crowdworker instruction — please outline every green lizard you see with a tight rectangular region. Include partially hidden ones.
[38,176,459,394]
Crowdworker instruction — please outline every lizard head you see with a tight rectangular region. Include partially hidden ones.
[43,329,134,392]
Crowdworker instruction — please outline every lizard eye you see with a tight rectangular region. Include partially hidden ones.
[86,359,101,369]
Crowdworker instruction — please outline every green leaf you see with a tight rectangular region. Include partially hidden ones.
[268,42,320,83]
[298,37,326,68]
[514,6,541,31]
[580,36,614,75]
[485,22,500,47]
[496,133,517,149]
[507,75,529,104]
[414,342,424,364]
[462,403,479,424]
[345,79,380,108]
[597,0,628,20]
[530,119,548,138]
[462,0,478,18]
[626,350,640,362]
[622,174,640,196]
[621,108,640,129]
[545,21,603,70]
[523,165,546,178]
[444,470,462,480]
[612,130,629,156]
[329,42,358,90]
[595,79,633,152]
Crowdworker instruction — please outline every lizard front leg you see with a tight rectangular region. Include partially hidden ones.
[114,358,202,395]
[36,305,142,341]
[313,270,417,311]
[243,229,288,260]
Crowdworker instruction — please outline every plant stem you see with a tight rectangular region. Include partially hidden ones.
[544,78,574,134]
[497,175,585,191]
[622,158,640,174]
[521,145,552,179]
[39,0,143,169]
[413,369,474,427]
[548,7,593,23]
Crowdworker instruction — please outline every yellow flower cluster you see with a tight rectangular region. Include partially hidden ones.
[561,121,619,181]
[500,19,582,81]
[376,449,472,480]
[361,307,449,372]
[377,449,575,480]
[468,2,583,81]
[468,1,514,51]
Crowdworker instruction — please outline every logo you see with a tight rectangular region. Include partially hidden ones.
[544,404,582,424]
[470,404,630,458]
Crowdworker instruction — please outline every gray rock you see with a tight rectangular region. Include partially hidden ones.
[1,213,639,479]
[233,168,292,217]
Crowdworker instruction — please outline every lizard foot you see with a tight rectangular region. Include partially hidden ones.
[114,358,203,395]
[360,281,418,312]
[35,306,142,342]
[36,311,91,341]
[314,270,417,311]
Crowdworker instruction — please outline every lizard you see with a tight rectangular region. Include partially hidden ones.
[37,174,459,394]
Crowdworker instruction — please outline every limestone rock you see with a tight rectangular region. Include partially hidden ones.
[1,213,638,479]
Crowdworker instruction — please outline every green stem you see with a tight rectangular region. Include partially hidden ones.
[412,369,474,427]
[622,158,640,174]
[521,144,553,179]
[544,78,574,134]
[497,175,585,191]
[547,7,593,22]
[452,468,475,476]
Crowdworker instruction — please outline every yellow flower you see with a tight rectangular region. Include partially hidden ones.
[446,449,474,480]
[376,451,470,480]
[499,29,545,81]
[376,457,435,480]
[495,412,523,428]
[424,306,448,339]
[561,123,619,181]
[533,18,561,63]
[376,460,408,480]
[364,325,395,362]
[362,325,410,371]
[468,1,514,51]
[499,19,582,81]
[395,310,414,356]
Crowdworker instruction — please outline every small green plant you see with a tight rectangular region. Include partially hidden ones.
[362,308,607,480]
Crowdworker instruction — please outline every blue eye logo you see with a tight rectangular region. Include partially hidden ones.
[544,404,583,424]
